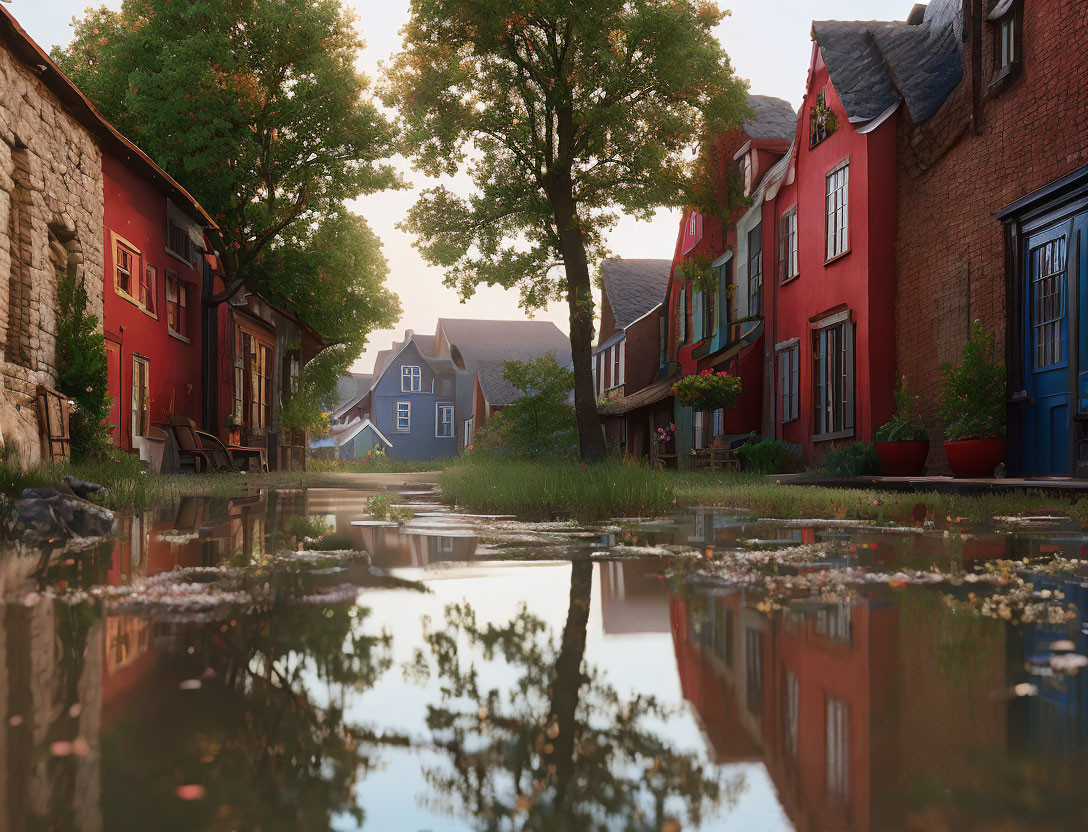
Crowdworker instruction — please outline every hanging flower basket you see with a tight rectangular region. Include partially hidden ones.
[670,370,742,412]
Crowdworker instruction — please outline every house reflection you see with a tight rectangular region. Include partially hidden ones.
[598,559,670,635]
[671,583,1023,830]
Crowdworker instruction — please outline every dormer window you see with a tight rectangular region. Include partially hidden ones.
[809,89,837,148]
[741,153,753,196]
[988,0,1021,92]
[688,213,698,237]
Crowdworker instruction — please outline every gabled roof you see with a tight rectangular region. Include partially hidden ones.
[0,7,216,229]
[742,95,797,141]
[331,373,373,420]
[310,417,391,450]
[372,333,437,380]
[600,259,671,332]
[435,318,571,368]
[812,0,963,125]
[475,359,521,407]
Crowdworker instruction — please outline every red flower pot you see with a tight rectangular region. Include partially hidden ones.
[943,437,1007,479]
[875,440,930,477]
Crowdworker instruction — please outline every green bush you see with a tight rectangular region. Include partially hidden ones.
[874,382,928,442]
[670,369,742,412]
[736,438,801,474]
[939,321,1006,440]
[56,268,112,460]
[819,442,879,478]
[474,355,578,458]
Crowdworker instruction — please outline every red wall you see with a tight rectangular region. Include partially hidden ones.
[771,48,898,464]
[102,153,203,451]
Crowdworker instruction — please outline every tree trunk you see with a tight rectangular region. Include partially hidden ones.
[546,558,593,803]
[547,175,606,462]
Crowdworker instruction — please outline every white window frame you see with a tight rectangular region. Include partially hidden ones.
[692,409,705,450]
[435,403,455,438]
[395,401,411,432]
[464,416,475,448]
[998,13,1015,70]
[826,161,849,260]
[688,213,697,236]
[780,206,799,281]
[401,365,422,393]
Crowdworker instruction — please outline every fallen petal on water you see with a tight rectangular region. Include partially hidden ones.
[176,784,206,801]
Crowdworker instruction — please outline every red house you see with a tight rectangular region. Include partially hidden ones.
[768,32,899,465]
[102,149,215,463]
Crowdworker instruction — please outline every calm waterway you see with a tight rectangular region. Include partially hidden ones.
[3,484,1088,830]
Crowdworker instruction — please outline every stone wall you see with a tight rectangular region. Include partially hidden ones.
[0,44,104,466]
[895,0,1088,463]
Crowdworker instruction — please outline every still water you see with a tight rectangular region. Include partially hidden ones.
[3,485,1088,830]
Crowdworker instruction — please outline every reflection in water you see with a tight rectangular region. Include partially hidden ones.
[3,496,1088,828]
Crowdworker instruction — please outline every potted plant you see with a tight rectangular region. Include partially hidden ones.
[670,369,743,412]
[874,382,929,476]
[938,321,1007,478]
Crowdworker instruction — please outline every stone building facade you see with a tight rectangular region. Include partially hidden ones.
[895,0,1088,472]
[0,12,105,466]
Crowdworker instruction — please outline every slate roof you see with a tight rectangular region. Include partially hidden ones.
[331,373,373,419]
[742,96,797,141]
[476,359,522,407]
[812,0,963,125]
[600,259,671,332]
[436,318,572,367]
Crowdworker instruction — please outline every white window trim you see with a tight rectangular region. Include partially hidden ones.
[825,160,850,261]
[435,402,455,438]
[401,365,422,393]
[395,401,411,432]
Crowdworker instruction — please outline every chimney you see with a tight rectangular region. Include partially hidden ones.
[404,328,415,341]
[906,3,926,25]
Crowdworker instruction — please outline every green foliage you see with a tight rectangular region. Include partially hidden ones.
[366,492,414,525]
[53,0,400,347]
[307,452,450,474]
[476,355,578,457]
[819,442,880,478]
[670,370,742,412]
[939,322,1007,441]
[679,252,719,295]
[56,269,113,461]
[736,438,801,475]
[439,458,674,521]
[875,383,929,442]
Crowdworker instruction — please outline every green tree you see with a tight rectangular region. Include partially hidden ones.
[52,0,400,346]
[56,269,112,460]
[479,354,577,456]
[386,0,748,461]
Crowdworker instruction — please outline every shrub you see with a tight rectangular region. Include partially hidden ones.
[819,442,879,477]
[874,383,928,442]
[475,355,578,458]
[670,370,742,412]
[736,438,801,474]
[939,321,1006,440]
[56,268,112,461]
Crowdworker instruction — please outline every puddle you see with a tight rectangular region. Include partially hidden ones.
[2,487,1088,829]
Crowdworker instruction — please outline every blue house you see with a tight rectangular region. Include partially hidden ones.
[327,331,458,461]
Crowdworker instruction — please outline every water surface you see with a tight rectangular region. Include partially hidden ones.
[3,485,1088,830]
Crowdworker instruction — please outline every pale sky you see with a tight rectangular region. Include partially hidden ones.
[17,0,909,374]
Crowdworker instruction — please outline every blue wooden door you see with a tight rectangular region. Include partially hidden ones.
[1024,219,1073,475]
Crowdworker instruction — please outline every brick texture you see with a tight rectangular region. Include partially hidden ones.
[896,0,1088,468]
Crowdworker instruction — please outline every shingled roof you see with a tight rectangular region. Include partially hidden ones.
[436,319,571,367]
[600,259,671,332]
[812,0,963,125]
[475,359,522,407]
[743,95,797,141]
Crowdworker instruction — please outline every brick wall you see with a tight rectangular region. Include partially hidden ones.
[896,0,1088,464]
[0,44,104,465]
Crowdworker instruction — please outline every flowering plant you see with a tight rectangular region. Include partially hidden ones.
[655,422,676,443]
[671,370,742,412]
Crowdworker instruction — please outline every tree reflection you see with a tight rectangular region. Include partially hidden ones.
[102,601,392,831]
[410,559,739,830]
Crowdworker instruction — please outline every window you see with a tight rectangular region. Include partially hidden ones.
[777,341,800,423]
[235,328,273,434]
[395,401,411,432]
[741,153,753,195]
[692,409,705,450]
[1031,236,1067,369]
[711,408,724,439]
[688,213,697,237]
[748,225,763,316]
[401,365,422,392]
[810,89,834,146]
[167,216,198,268]
[612,340,624,387]
[115,239,137,297]
[131,355,150,441]
[998,14,1015,69]
[288,353,301,396]
[140,264,156,314]
[165,272,190,338]
[784,671,799,757]
[778,207,798,281]
[464,415,475,448]
[826,698,849,803]
[678,286,688,345]
[813,315,855,438]
[745,629,763,716]
[826,162,849,260]
[436,403,454,438]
